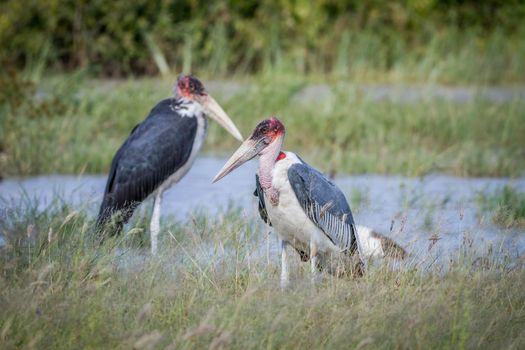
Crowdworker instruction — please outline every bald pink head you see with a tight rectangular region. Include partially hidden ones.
[250,117,285,143]
[212,117,286,183]
[174,75,207,99]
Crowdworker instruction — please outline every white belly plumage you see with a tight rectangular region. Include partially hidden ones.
[263,152,341,256]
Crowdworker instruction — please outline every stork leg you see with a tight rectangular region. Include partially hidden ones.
[310,240,320,285]
[266,225,271,266]
[150,191,163,256]
[280,240,290,290]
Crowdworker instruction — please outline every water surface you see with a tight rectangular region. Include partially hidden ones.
[1,157,524,265]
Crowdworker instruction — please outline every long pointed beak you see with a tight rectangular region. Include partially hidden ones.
[202,95,243,141]
[212,138,266,183]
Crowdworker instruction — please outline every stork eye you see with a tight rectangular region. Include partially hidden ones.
[260,126,268,134]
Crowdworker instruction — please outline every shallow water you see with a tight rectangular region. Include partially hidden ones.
[1,156,524,265]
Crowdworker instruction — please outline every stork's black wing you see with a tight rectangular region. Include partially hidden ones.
[288,162,358,254]
[253,174,270,225]
[97,99,198,232]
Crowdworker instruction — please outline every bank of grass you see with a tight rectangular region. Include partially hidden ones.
[477,185,525,228]
[1,73,525,178]
[0,199,524,349]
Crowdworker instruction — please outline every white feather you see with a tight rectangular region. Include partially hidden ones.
[354,225,384,259]
[263,152,342,257]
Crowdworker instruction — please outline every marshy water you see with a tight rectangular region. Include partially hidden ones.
[1,156,524,268]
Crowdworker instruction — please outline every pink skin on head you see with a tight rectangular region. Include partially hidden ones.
[256,117,286,206]
[266,117,285,142]
[175,75,207,99]
[211,117,284,198]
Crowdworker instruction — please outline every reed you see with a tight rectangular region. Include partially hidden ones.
[1,74,524,178]
[0,197,523,349]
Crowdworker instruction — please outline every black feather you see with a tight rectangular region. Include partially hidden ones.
[254,174,271,226]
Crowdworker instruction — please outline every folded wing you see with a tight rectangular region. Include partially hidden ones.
[287,162,358,254]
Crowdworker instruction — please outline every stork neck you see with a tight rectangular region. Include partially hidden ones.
[258,140,281,189]
[173,98,204,118]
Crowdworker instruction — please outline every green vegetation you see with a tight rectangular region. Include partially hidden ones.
[1,1,524,178]
[1,73,524,178]
[1,1,524,84]
[1,199,524,349]
[2,1,523,347]
[477,185,525,228]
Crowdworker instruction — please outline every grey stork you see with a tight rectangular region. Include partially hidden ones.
[213,117,363,288]
[97,75,243,255]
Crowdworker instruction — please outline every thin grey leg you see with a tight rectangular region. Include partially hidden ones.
[150,191,163,255]
[280,240,290,290]
[310,240,320,285]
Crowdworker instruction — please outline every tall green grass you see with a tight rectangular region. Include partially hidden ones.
[1,74,524,178]
[478,185,525,228]
[1,199,524,349]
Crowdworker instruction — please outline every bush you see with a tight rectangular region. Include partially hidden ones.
[1,0,524,81]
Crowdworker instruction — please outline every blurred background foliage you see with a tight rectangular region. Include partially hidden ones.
[1,0,525,178]
[1,0,524,83]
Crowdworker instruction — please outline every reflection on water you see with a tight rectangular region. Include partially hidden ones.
[1,156,524,264]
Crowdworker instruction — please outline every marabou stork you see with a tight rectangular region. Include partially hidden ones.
[97,75,243,255]
[213,117,364,288]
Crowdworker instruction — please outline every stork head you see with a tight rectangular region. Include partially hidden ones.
[174,75,243,141]
[212,117,285,183]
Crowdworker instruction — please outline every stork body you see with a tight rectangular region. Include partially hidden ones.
[97,100,206,254]
[258,151,362,287]
[97,75,242,255]
[213,118,363,288]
